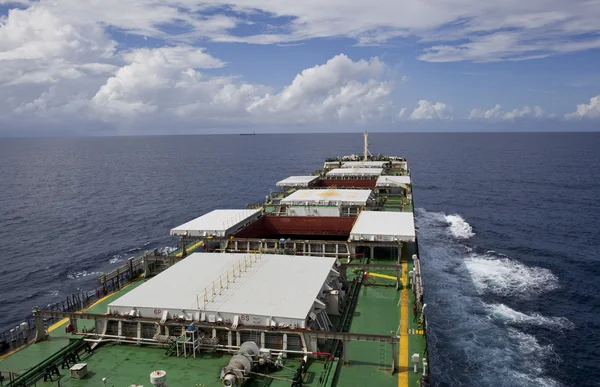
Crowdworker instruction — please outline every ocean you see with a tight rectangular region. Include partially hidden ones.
[0,132,598,386]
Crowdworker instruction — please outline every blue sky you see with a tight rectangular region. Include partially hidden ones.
[1,0,600,136]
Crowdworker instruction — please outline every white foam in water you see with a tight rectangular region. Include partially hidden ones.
[67,270,102,280]
[109,254,123,264]
[505,329,561,387]
[464,253,559,297]
[487,303,574,330]
[416,209,563,386]
[444,214,475,239]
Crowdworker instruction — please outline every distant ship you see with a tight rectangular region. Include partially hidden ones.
[0,132,430,387]
[240,132,256,135]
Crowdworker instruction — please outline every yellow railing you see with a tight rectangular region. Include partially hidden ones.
[197,252,262,309]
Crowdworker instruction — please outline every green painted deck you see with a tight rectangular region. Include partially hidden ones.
[0,279,146,373]
[0,191,427,387]
[335,242,427,387]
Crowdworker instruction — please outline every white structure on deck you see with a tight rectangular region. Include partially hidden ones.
[108,253,341,329]
[280,189,372,216]
[281,189,372,206]
[376,175,411,188]
[170,209,262,238]
[326,168,383,177]
[341,161,387,168]
[349,211,416,242]
[276,176,319,188]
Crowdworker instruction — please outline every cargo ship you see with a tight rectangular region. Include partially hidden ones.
[0,132,430,387]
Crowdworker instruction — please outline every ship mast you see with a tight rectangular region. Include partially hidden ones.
[363,131,369,161]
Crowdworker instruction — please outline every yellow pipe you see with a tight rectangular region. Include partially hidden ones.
[176,240,204,257]
[367,272,397,281]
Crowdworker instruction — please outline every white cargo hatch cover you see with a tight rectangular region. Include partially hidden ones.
[276,176,319,187]
[326,168,383,177]
[376,175,411,187]
[280,189,372,206]
[170,209,261,237]
[108,253,338,328]
[350,211,415,242]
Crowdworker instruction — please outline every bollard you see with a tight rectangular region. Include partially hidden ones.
[411,353,420,372]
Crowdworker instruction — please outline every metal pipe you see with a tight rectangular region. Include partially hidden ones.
[78,333,161,342]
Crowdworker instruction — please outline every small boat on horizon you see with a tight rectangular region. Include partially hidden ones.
[240,132,256,136]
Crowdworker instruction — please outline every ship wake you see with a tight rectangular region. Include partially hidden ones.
[416,209,570,387]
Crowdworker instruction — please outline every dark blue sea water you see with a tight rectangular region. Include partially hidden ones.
[0,133,598,386]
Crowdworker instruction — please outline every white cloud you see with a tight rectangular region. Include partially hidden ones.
[565,96,600,120]
[406,100,452,120]
[469,104,546,120]
[245,54,392,123]
[5,48,395,130]
[4,0,600,63]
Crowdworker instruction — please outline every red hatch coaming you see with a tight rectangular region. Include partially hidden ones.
[234,216,355,238]
[316,179,376,188]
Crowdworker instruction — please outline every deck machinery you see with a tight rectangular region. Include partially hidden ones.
[0,133,429,387]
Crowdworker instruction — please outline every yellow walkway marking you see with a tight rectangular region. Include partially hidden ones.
[368,272,397,281]
[398,260,409,386]
[3,242,202,360]
[47,276,145,333]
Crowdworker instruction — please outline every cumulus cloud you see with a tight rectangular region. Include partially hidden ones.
[3,0,600,63]
[245,55,393,123]
[402,100,452,120]
[3,46,395,131]
[565,96,600,120]
[90,46,225,119]
[469,104,545,120]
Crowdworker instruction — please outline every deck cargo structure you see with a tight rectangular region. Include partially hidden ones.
[0,132,429,387]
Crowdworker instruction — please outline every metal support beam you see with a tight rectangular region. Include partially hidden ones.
[343,339,349,364]
[181,237,187,258]
[33,307,46,343]
[391,341,399,372]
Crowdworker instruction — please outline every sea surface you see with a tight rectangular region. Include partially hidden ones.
[0,133,598,386]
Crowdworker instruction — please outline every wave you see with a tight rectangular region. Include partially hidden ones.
[464,252,559,297]
[486,303,574,330]
[67,270,103,280]
[444,214,475,239]
[109,254,123,264]
[416,208,563,386]
[415,209,475,240]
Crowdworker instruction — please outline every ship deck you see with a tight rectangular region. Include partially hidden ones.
[0,246,426,387]
[1,151,428,387]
